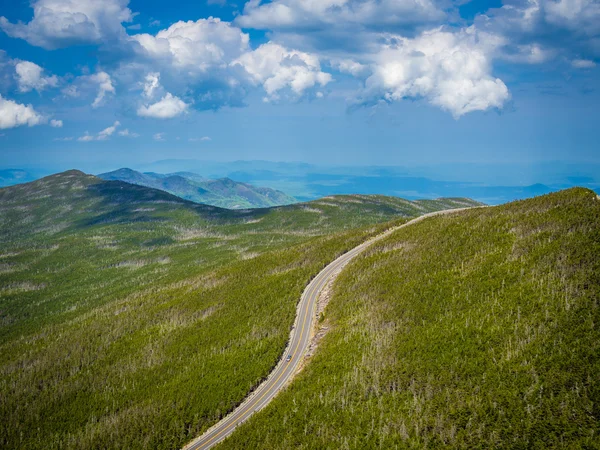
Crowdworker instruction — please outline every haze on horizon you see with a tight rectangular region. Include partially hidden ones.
[0,0,598,183]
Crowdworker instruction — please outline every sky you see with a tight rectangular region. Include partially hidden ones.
[0,0,598,173]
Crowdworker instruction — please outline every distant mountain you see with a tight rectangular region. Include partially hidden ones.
[135,160,600,205]
[97,168,297,209]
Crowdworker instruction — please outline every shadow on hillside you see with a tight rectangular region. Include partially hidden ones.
[76,180,272,228]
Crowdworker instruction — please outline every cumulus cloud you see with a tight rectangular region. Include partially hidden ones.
[89,71,115,108]
[78,120,120,141]
[544,0,600,35]
[234,42,332,100]
[131,18,249,70]
[0,0,133,49]
[15,61,59,93]
[477,0,600,61]
[236,0,445,30]
[142,72,161,98]
[357,27,510,117]
[153,132,166,141]
[480,0,600,35]
[50,119,63,127]
[125,18,254,110]
[331,58,371,77]
[137,92,188,118]
[0,95,45,129]
[57,70,115,107]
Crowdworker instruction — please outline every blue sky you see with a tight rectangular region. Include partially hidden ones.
[0,0,598,173]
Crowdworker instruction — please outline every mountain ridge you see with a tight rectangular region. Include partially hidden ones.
[98,168,296,209]
[1,171,593,449]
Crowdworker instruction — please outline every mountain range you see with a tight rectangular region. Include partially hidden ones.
[0,170,596,449]
[3,161,599,206]
[97,168,296,209]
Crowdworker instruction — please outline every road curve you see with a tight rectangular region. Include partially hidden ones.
[182,208,472,450]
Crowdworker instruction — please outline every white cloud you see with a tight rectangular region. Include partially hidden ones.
[0,95,45,129]
[15,61,58,92]
[61,85,80,98]
[126,18,253,110]
[97,121,120,140]
[0,0,133,49]
[78,133,95,142]
[142,72,160,98]
[50,119,63,128]
[477,0,600,61]
[189,136,211,141]
[480,0,600,36]
[544,0,600,35]
[137,92,188,118]
[235,42,332,100]
[89,71,115,108]
[131,18,249,70]
[358,27,510,117]
[153,132,166,141]
[236,0,444,30]
[118,128,140,137]
[572,58,596,68]
[331,58,370,77]
[501,43,555,64]
[78,120,120,141]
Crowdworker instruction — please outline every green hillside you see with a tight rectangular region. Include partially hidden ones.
[220,188,600,449]
[98,168,297,209]
[0,170,478,449]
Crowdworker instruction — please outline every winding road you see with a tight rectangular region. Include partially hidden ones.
[183,208,470,450]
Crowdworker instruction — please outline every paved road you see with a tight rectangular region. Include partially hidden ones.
[182,208,471,450]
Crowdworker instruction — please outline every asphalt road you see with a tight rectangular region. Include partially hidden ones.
[182,208,470,450]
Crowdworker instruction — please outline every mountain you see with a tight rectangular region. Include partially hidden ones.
[97,167,297,209]
[0,170,480,450]
[136,159,600,205]
[221,187,600,449]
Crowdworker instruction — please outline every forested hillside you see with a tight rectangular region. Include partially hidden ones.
[220,188,600,449]
[0,170,478,449]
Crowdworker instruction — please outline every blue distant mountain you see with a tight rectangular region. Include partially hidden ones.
[98,168,296,209]
[2,161,598,206]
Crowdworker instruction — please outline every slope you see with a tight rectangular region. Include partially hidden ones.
[219,188,600,449]
[0,170,479,449]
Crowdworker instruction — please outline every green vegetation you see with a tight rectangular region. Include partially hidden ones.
[220,188,600,449]
[98,168,297,209]
[0,170,477,449]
